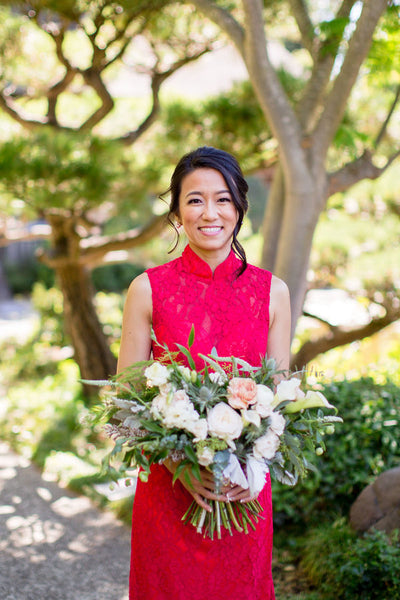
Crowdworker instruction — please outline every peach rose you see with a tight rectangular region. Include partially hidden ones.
[227,377,258,410]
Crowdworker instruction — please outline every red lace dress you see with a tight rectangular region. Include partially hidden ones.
[129,245,275,600]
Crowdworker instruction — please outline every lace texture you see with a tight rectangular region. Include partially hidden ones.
[129,246,275,600]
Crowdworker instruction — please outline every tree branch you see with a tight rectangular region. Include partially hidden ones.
[47,68,77,125]
[0,224,51,248]
[296,0,356,130]
[291,309,400,371]
[188,0,245,54]
[118,45,212,145]
[374,83,400,149]
[79,214,167,266]
[239,0,308,183]
[0,93,47,129]
[327,148,400,197]
[78,68,114,131]
[288,0,316,55]
[313,0,387,159]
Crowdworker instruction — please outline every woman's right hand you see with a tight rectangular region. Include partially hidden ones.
[164,459,229,512]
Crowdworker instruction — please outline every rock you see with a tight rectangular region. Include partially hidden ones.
[350,467,400,535]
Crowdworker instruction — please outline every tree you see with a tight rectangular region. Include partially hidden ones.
[186,0,400,349]
[0,0,217,382]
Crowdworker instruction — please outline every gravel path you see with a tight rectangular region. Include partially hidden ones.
[0,442,130,600]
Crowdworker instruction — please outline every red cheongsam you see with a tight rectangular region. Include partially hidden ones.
[129,245,275,600]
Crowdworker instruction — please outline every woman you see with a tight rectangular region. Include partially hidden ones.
[118,147,291,600]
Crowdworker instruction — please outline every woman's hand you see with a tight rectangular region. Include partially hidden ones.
[164,459,260,510]
[224,484,259,504]
[164,459,229,512]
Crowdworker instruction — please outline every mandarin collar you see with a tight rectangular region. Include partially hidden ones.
[181,245,241,280]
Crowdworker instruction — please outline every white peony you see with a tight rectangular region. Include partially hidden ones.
[150,393,168,419]
[163,390,199,429]
[253,430,281,460]
[207,402,243,443]
[196,446,215,467]
[144,362,170,387]
[269,412,286,436]
[254,384,275,418]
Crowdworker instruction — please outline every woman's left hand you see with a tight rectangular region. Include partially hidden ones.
[222,483,259,503]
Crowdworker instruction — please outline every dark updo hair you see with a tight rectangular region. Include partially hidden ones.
[165,146,249,275]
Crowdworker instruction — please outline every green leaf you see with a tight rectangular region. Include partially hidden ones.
[184,444,198,464]
[188,325,195,348]
[172,460,189,484]
[175,344,196,370]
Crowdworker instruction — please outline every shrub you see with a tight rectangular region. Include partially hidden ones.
[91,262,143,292]
[302,521,400,600]
[272,378,400,528]
[4,255,54,293]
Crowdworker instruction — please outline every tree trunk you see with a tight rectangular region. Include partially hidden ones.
[260,163,284,270]
[56,262,117,383]
[260,158,324,336]
[46,214,117,388]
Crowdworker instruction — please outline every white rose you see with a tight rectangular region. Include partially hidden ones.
[187,418,208,441]
[254,384,275,418]
[241,409,261,428]
[207,402,243,442]
[269,412,286,436]
[144,362,170,387]
[253,430,281,460]
[274,378,305,404]
[196,446,214,467]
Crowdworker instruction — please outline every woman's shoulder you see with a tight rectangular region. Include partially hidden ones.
[270,274,289,297]
[269,274,290,322]
[126,271,152,306]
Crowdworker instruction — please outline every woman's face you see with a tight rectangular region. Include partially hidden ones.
[178,168,239,262]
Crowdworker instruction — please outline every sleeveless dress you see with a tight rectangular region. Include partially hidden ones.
[129,245,275,600]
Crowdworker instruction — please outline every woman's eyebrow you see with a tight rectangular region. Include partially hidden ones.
[185,189,231,198]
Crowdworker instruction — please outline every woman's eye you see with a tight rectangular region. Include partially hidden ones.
[218,197,232,203]
[188,198,202,204]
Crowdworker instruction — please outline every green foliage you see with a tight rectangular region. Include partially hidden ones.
[91,262,143,292]
[155,75,304,173]
[0,129,124,211]
[272,378,400,527]
[302,521,400,600]
[3,253,55,293]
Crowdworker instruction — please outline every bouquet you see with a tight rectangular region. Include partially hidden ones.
[88,329,342,540]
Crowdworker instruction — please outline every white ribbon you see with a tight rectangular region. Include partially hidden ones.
[222,454,249,489]
[246,456,269,496]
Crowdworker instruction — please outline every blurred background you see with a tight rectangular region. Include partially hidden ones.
[0,1,399,598]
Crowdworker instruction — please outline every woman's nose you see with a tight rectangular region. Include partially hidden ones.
[202,200,217,219]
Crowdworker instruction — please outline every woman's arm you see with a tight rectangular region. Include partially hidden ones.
[117,273,153,372]
[267,275,291,373]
